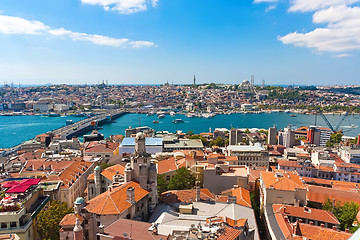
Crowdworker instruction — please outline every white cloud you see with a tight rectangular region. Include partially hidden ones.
[288,0,358,12]
[0,15,48,34]
[265,5,277,12]
[81,0,158,14]
[0,14,155,48]
[334,53,352,57]
[279,5,360,52]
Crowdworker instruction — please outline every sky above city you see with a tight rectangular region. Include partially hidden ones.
[0,0,360,86]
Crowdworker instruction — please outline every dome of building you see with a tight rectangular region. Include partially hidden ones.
[136,132,145,140]
[94,166,101,171]
[74,197,85,205]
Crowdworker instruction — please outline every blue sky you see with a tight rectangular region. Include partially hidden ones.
[0,0,359,86]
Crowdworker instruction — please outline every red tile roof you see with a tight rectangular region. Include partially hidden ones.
[273,204,339,225]
[221,187,251,208]
[261,171,305,191]
[86,181,149,215]
[307,185,360,205]
[103,219,166,240]
[160,188,215,204]
[100,164,125,181]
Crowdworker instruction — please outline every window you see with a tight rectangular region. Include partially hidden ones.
[141,203,144,209]
[1,223,7,229]
[10,222,16,228]
[97,221,101,227]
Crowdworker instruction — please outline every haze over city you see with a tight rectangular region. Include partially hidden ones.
[0,0,360,85]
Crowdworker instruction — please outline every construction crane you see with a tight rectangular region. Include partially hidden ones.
[315,109,350,133]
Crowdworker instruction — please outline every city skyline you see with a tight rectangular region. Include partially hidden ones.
[0,0,360,85]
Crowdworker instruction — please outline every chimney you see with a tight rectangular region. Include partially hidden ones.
[332,226,337,230]
[195,186,201,202]
[309,221,314,225]
[127,187,135,204]
[284,216,289,223]
[320,223,325,228]
[299,219,303,223]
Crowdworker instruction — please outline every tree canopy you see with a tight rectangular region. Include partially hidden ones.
[210,137,225,147]
[322,198,359,232]
[167,167,196,190]
[37,201,74,240]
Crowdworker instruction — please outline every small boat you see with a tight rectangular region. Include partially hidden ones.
[153,120,159,124]
[158,114,165,119]
[169,111,176,116]
[172,119,184,123]
[290,114,297,117]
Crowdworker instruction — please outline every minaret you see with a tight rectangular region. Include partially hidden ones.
[94,166,102,197]
[193,75,196,85]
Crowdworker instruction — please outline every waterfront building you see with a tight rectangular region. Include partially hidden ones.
[32,103,53,112]
[306,126,332,147]
[213,129,226,140]
[163,138,204,152]
[267,127,277,145]
[118,137,163,156]
[241,103,253,111]
[125,126,155,137]
[227,144,269,167]
[229,128,244,145]
[279,127,295,148]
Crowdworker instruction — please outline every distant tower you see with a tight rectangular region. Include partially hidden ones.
[193,75,196,85]
[94,166,102,197]
[251,75,255,87]
[262,80,265,88]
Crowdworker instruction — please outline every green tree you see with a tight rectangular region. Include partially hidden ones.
[322,198,359,231]
[37,201,74,240]
[244,128,250,133]
[157,174,168,195]
[167,167,196,190]
[326,132,343,147]
[210,137,224,147]
[187,131,194,136]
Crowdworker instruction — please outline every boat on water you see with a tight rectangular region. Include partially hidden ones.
[147,111,155,116]
[158,114,165,119]
[290,114,297,117]
[172,119,184,123]
[284,110,291,113]
[186,113,196,118]
[153,120,159,123]
[169,111,176,116]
